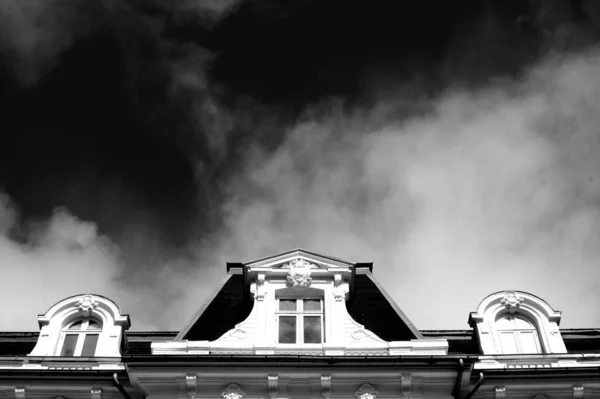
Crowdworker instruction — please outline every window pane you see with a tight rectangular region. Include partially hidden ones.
[500,331,519,354]
[304,316,322,343]
[87,319,101,329]
[279,299,297,311]
[304,299,321,311]
[60,334,78,356]
[81,334,99,357]
[519,331,541,354]
[279,316,296,343]
[68,320,84,330]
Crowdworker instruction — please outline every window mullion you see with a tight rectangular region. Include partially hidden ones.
[73,333,86,356]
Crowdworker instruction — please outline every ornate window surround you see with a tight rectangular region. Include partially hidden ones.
[275,287,325,345]
[469,290,567,355]
[29,294,130,357]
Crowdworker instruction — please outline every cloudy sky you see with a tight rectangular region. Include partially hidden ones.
[1,0,600,332]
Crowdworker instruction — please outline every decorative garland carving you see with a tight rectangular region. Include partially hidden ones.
[355,383,378,399]
[222,384,245,399]
[500,290,523,314]
[284,258,314,287]
[351,329,382,342]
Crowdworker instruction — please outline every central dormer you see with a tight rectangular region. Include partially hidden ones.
[153,249,448,356]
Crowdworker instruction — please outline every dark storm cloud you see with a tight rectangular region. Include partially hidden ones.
[2,0,600,331]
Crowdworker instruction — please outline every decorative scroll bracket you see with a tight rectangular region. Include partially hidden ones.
[321,375,332,399]
[268,374,279,399]
[573,385,584,399]
[494,387,506,399]
[14,388,26,399]
[401,374,411,398]
[186,375,197,399]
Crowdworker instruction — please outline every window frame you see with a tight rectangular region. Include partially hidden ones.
[58,318,102,357]
[496,314,542,354]
[276,298,325,345]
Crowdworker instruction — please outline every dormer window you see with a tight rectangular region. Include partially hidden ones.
[469,290,567,355]
[29,294,130,358]
[276,298,324,344]
[60,318,102,356]
[496,314,541,354]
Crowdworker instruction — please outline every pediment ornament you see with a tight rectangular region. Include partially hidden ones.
[284,258,314,287]
[76,295,98,315]
[500,290,523,314]
[355,383,378,399]
[222,384,245,399]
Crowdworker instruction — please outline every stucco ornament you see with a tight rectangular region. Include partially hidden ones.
[284,258,314,287]
[76,295,99,315]
[500,290,523,314]
[355,383,378,399]
[222,384,245,399]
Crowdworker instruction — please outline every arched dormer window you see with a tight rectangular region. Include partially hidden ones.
[496,314,541,354]
[59,318,102,356]
[275,287,325,345]
[29,294,130,357]
[469,290,567,355]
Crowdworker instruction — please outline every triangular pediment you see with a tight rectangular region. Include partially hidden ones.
[244,248,354,271]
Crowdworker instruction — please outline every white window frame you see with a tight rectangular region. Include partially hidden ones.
[497,315,542,354]
[58,318,102,356]
[276,298,324,345]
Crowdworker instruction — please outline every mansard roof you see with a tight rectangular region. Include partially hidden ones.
[177,248,423,341]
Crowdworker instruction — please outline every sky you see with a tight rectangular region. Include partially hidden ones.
[1,0,600,332]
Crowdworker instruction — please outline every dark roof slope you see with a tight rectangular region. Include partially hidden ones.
[178,273,253,341]
[346,272,422,340]
[0,332,37,356]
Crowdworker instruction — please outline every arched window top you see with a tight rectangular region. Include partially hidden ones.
[66,318,102,331]
[496,314,536,330]
[67,320,84,330]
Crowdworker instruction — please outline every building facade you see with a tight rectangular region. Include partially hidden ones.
[1,249,599,399]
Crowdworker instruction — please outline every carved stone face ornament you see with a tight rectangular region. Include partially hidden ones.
[76,295,98,316]
[284,258,314,287]
[500,290,523,314]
